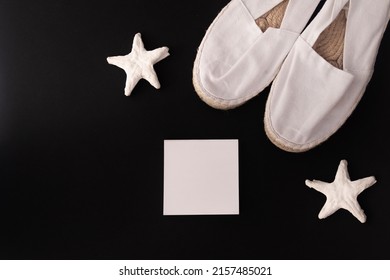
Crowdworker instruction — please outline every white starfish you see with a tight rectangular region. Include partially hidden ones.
[305,160,376,223]
[107,33,169,96]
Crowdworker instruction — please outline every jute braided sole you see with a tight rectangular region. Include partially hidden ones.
[256,0,289,32]
[313,6,347,69]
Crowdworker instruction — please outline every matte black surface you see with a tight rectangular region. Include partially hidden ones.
[0,0,389,259]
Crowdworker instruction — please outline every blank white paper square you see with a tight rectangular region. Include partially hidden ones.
[164,140,239,215]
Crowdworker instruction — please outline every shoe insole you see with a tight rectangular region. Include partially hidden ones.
[255,0,289,32]
[313,7,347,69]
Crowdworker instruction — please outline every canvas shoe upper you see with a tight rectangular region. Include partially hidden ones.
[264,0,390,152]
[193,0,321,109]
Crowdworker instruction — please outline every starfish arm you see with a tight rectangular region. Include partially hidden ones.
[343,198,367,223]
[148,47,170,64]
[124,73,142,96]
[132,33,145,54]
[318,199,339,219]
[335,159,350,181]
[353,176,377,195]
[107,55,126,69]
[142,66,161,89]
[305,179,328,193]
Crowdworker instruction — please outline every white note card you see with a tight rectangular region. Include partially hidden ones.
[163,140,239,215]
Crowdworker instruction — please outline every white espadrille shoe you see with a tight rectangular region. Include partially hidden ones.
[264,0,390,152]
[193,0,321,110]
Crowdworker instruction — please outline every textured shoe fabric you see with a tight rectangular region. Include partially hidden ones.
[193,0,321,110]
[265,0,390,152]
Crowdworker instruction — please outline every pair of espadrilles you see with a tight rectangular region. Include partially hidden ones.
[193,0,390,152]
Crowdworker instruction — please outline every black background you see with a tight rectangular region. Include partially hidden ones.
[0,0,389,259]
